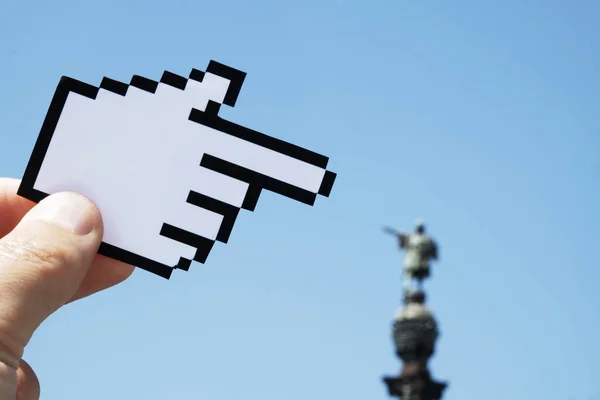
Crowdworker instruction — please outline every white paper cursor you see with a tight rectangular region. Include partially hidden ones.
[18,60,337,279]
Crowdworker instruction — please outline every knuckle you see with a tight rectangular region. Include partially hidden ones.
[0,326,24,369]
[0,234,71,271]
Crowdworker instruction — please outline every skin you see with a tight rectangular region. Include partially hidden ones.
[0,178,135,399]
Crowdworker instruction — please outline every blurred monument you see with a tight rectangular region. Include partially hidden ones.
[382,220,447,400]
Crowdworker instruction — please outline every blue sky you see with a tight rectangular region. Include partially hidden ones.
[1,0,599,399]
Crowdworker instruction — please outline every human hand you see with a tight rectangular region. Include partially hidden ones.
[0,178,134,399]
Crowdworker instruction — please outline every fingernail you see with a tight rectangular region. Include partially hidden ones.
[25,192,98,235]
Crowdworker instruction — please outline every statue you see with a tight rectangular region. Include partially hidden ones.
[384,220,438,292]
[382,219,447,400]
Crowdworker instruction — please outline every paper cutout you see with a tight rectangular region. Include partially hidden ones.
[18,61,337,279]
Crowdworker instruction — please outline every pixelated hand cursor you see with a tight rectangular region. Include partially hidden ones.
[18,61,337,279]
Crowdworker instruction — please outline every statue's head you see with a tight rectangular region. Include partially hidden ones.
[415,218,425,234]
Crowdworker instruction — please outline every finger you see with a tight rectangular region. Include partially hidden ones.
[0,179,35,238]
[16,359,39,400]
[68,254,135,303]
[0,179,135,304]
[0,192,103,367]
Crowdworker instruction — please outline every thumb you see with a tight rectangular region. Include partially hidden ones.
[0,192,103,369]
